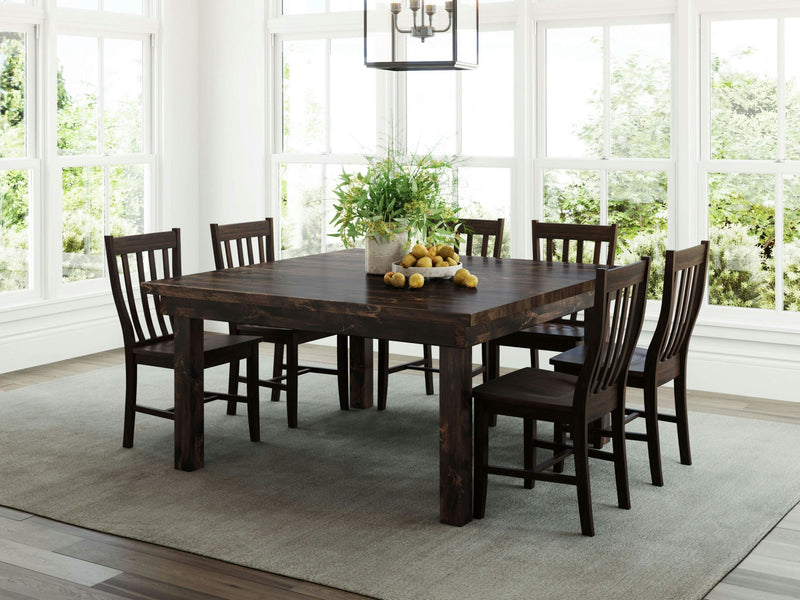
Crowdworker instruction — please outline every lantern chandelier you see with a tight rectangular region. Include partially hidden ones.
[364,0,479,71]
[390,1,453,41]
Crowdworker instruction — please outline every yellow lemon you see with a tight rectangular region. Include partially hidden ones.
[436,261,451,267]
[464,274,479,288]
[409,273,425,288]
[451,253,460,264]
[438,245,455,259]
[400,253,417,268]
[431,255,444,265]
[391,272,406,288]
[453,268,470,285]
[416,256,433,268]
[411,244,428,259]
[446,256,458,266]
[383,271,394,285]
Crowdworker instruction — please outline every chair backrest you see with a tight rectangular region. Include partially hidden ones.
[105,229,181,349]
[646,241,709,369]
[532,221,618,266]
[210,218,276,269]
[455,218,505,258]
[575,258,650,413]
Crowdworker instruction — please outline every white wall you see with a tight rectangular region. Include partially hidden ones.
[162,0,201,274]
[0,0,201,373]
[197,0,267,273]
[4,1,799,405]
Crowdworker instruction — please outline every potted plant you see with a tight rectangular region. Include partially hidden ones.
[330,149,459,274]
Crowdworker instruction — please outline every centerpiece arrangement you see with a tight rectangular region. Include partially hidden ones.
[330,148,460,275]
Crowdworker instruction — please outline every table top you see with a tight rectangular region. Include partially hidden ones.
[143,249,599,348]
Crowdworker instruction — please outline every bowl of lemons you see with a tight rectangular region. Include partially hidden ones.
[391,243,461,279]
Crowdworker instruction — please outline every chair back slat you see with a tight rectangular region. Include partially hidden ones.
[649,241,710,367]
[148,249,169,336]
[135,251,159,340]
[105,229,180,348]
[532,221,619,323]
[211,218,276,269]
[576,259,650,410]
[532,221,618,265]
[454,218,505,258]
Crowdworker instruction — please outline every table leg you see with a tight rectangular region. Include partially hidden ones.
[349,336,373,409]
[438,346,473,526]
[173,316,205,471]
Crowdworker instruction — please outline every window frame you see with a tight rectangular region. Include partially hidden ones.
[0,0,159,308]
[0,22,40,304]
[698,8,800,319]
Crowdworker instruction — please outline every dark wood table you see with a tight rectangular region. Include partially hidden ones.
[143,249,598,526]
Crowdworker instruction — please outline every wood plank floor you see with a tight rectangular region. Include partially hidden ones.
[0,346,798,600]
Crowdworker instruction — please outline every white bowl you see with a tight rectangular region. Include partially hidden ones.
[391,261,461,279]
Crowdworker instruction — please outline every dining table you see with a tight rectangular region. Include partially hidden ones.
[142,248,599,526]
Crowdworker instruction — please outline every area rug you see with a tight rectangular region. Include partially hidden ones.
[1,364,799,600]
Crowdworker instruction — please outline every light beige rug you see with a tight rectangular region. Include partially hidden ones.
[1,364,799,600]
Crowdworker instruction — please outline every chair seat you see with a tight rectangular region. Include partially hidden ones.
[233,323,331,345]
[472,367,578,417]
[497,322,585,351]
[550,345,647,382]
[133,334,262,369]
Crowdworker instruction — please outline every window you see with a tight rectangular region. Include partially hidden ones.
[279,35,376,258]
[57,33,151,284]
[702,15,800,312]
[0,3,156,304]
[537,20,672,296]
[0,26,34,296]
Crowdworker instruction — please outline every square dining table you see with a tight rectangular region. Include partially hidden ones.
[143,248,598,526]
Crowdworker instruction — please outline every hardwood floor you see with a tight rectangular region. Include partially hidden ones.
[0,346,798,600]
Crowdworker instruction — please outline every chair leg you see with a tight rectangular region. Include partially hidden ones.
[336,335,349,411]
[246,347,260,443]
[423,344,434,395]
[270,343,284,403]
[226,359,240,415]
[480,342,489,383]
[530,347,539,369]
[573,422,594,537]
[473,405,490,519]
[523,418,536,489]
[553,423,566,473]
[487,341,500,380]
[643,380,664,487]
[122,357,137,448]
[611,407,631,509]
[286,342,299,428]
[377,339,389,411]
[674,371,692,466]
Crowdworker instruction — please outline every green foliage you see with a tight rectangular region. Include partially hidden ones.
[330,149,459,248]
[0,34,25,158]
[708,224,771,308]
[783,240,800,311]
[618,230,666,300]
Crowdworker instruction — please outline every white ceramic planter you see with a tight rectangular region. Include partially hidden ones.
[365,231,408,275]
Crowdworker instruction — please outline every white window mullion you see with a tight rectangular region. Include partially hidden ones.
[97,35,104,156]
[777,18,786,162]
[775,174,785,312]
[600,169,609,226]
[603,23,611,160]
[102,164,110,238]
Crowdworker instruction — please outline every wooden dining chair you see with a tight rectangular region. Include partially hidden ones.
[376,218,505,410]
[105,229,261,448]
[473,258,650,536]
[488,221,618,377]
[210,218,348,429]
[550,241,710,486]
